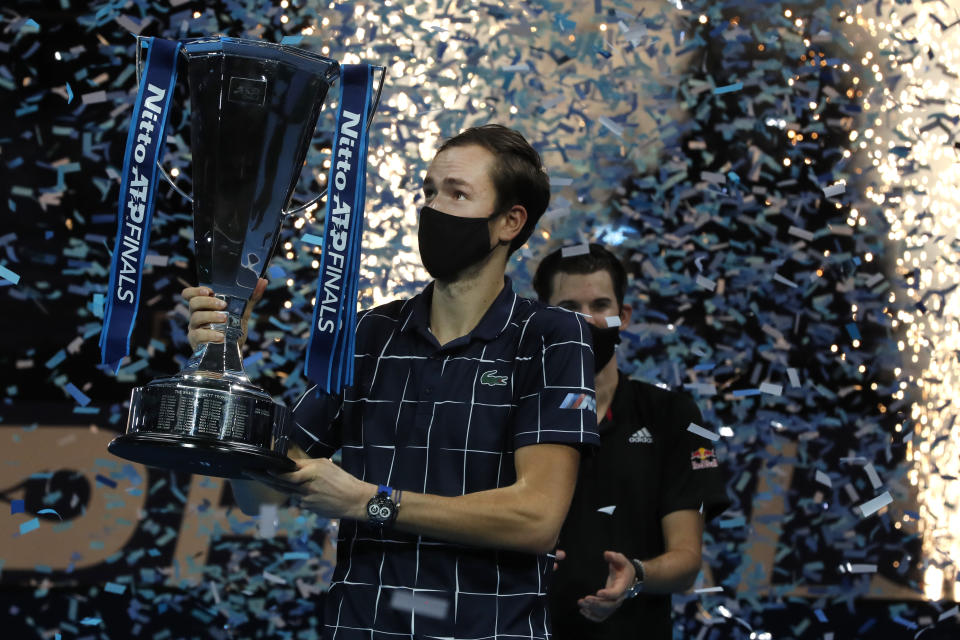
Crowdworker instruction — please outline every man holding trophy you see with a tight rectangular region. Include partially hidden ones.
[183,123,599,638]
[100,35,597,638]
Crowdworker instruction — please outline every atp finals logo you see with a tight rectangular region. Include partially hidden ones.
[315,109,361,334]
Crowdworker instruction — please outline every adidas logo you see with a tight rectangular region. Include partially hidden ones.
[629,428,653,444]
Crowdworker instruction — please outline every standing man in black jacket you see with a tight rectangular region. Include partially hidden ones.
[534,243,730,639]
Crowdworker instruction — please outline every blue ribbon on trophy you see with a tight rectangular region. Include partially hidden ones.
[305,64,376,394]
[100,37,179,371]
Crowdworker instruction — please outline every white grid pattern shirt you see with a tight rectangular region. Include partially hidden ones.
[292,278,599,639]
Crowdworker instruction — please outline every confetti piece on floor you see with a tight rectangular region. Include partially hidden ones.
[19,518,40,535]
[597,505,616,515]
[95,474,117,488]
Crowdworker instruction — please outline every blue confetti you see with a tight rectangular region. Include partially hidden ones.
[0,263,21,285]
[19,518,40,535]
[718,516,747,529]
[63,381,91,406]
[95,474,117,489]
[845,323,862,341]
[104,581,127,594]
[713,81,744,95]
[45,349,66,369]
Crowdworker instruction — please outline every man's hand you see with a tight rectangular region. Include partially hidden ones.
[577,550,636,623]
[274,458,375,520]
[182,278,267,351]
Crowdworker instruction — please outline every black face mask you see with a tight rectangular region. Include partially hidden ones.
[418,205,502,281]
[589,323,621,372]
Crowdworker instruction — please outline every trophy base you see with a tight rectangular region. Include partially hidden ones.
[109,373,294,479]
[108,432,296,478]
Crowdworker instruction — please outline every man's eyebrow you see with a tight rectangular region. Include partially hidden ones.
[422,176,470,191]
[442,176,471,189]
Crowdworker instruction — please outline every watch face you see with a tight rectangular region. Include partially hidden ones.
[367,493,395,525]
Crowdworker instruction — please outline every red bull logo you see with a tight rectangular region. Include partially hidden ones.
[691,447,718,470]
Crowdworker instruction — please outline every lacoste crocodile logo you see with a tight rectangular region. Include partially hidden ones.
[480,370,509,386]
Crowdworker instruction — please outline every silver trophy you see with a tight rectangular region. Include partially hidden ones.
[108,37,373,478]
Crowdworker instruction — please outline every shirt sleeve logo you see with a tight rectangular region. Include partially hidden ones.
[480,369,509,386]
[691,447,719,470]
[559,392,597,412]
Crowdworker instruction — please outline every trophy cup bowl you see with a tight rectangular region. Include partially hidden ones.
[108,37,340,478]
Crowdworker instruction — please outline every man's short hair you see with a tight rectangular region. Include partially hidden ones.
[532,243,628,308]
[437,124,549,253]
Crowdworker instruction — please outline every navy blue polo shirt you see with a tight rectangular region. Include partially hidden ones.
[291,278,599,640]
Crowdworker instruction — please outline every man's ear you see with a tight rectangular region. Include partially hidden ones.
[619,302,633,328]
[495,204,528,245]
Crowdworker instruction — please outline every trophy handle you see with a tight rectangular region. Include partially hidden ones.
[134,36,194,203]
[283,64,387,218]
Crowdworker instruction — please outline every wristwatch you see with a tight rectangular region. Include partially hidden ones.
[366,484,399,529]
[623,558,645,599]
